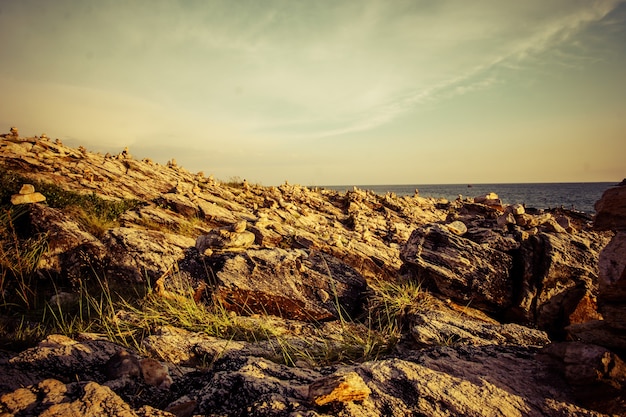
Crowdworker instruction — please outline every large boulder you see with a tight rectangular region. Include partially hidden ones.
[596,231,626,329]
[103,227,195,282]
[592,182,626,333]
[28,204,107,282]
[400,223,514,313]
[205,248,366,321]
[514,232,604,337]
[594,183,626,231]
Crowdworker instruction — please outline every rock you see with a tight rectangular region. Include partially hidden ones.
[139,358,173,389]
[206,249,366,321]
[566,320,626,352]
[157,193,198,218]
[308,371,371,406]
[568,293,603,325]
[507,203,525,215]
[512,232,604,337]
[445,220,467,236]
[195,356,318,416]
[28,204,107,281]
[18,184,35,194]
[408,307,549,348]
[473,192,504,210]
[544,342,626,413]
[10,183,46,205]
[231,220,247,233]
[103,228,195,282]
[363,346,597,416]
[543,217,567,233]
[474,192,499,203]
[594,184,626,230]
[401,223,514,313]
[195,227,255,254]
[597,231,626,303]
[9,334,121,381]
[0,379,151,417]
[496,212,515,228]
[105,350,141,380]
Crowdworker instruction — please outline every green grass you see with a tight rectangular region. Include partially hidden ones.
[0,167,141,238]
[0,271,432,367]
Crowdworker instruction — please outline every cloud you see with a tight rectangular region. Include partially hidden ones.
[1,0,624,144]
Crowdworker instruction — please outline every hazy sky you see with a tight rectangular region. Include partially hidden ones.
[1,1,625,185]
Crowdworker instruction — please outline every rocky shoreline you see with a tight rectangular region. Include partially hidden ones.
[0,128,624,416]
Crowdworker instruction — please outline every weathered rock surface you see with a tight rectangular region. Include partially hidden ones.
[205,248,367,321]
[401,223,514,313]
[102,228,195,282]
[594,183,626,231]
[2,333,597,417]
[1,133,621,416]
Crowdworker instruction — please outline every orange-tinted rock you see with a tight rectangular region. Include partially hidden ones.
[568,293,603,325]
[308,371,371,406]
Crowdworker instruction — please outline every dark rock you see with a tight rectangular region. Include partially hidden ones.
[594,184,626,231]
[401,223,514,313]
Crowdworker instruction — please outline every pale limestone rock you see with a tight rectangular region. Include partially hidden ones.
[308,371,371,406]
[231,220,247,233]
[19,184,35,194]
[507,203,525,215]
[10,191,46,205]
[446,220,467,236]
[474,192,498,203]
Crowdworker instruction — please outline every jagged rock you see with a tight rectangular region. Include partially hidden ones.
[544,342,626,413]
[0,379,169,417]
[8,334,121,381]
[103,228,195,282]
[157,193,198,217]
[401,223,514,313]
[195,227,256,254]
[206,248,366,321]
[566,320,626,351]
[360,346,600,417]
[195,356,319,416]
[596,231,626,329]
[308,371,371,406]
[594,183,626,231]
[408,307,549,348]
[513,232,605,337]
[28,204,107,281]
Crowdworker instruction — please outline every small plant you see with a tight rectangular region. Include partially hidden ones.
[366,278,431,333]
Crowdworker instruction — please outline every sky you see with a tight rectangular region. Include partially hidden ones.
[1,0,625,186]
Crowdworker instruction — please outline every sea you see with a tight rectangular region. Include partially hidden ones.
[321,182,618,214]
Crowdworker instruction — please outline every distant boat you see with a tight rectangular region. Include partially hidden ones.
[467,184,473,188]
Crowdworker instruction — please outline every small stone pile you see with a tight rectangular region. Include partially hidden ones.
[10,184,46,205]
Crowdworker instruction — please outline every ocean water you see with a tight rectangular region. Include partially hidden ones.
[322,182,617,214]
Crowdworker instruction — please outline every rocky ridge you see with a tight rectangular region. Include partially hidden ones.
[0,128,623,416]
